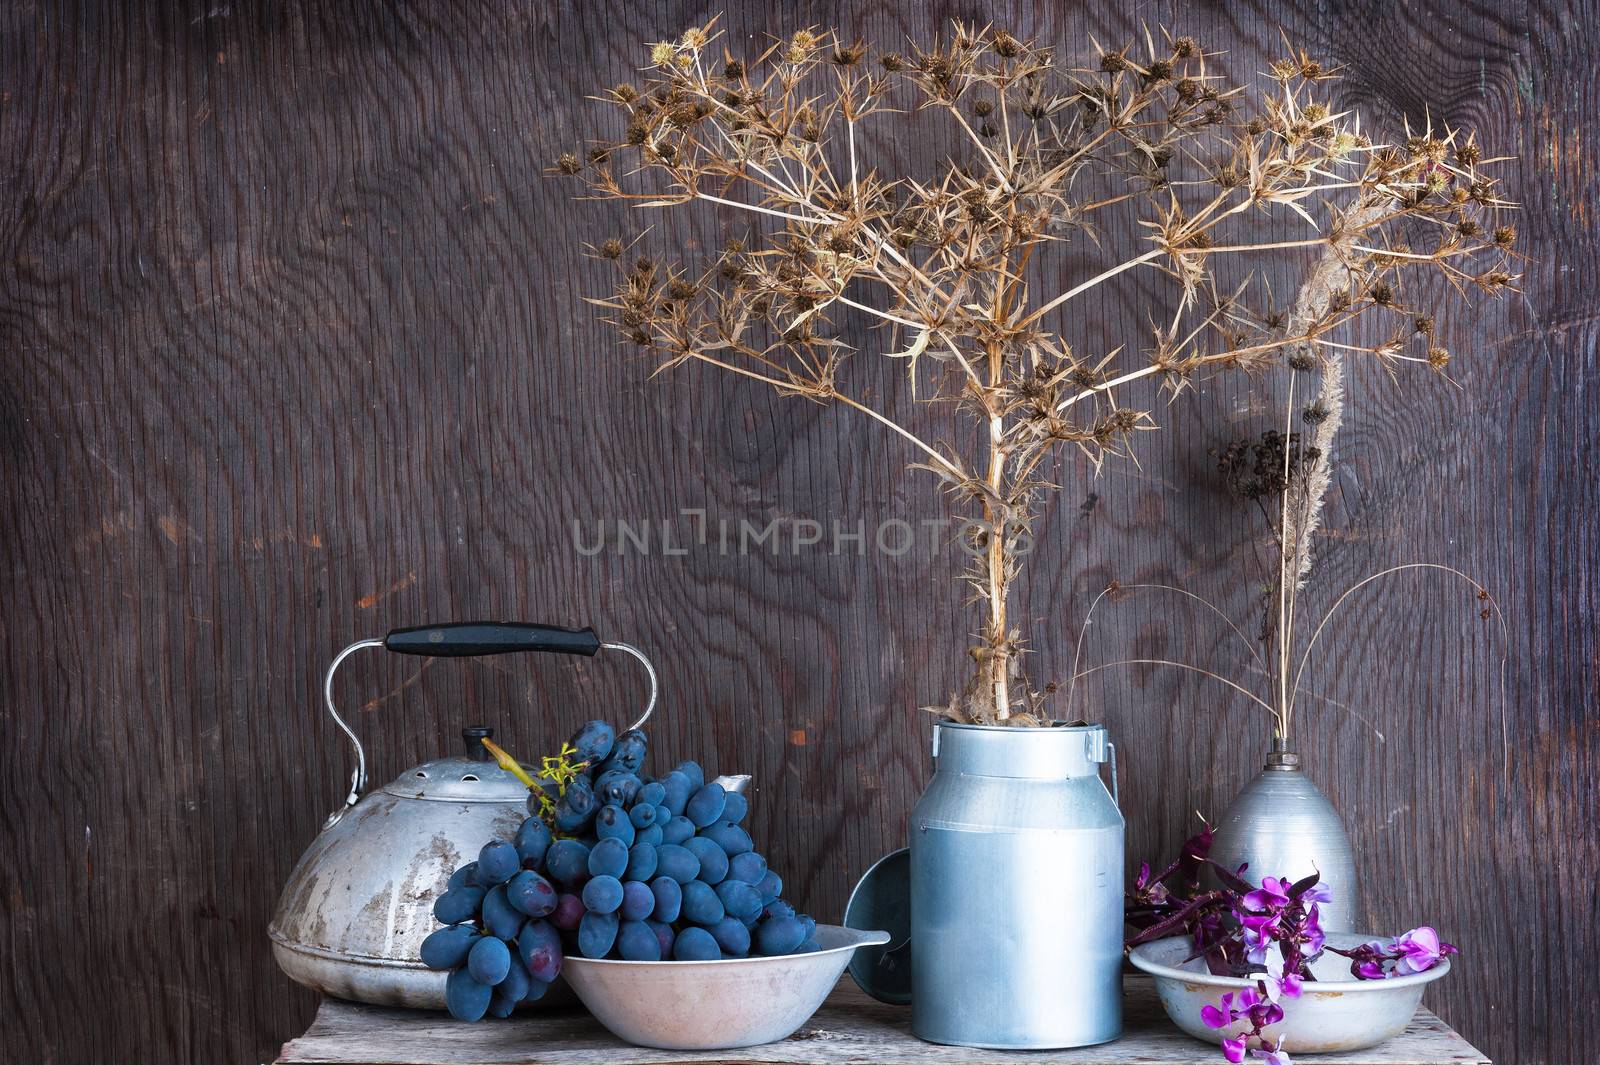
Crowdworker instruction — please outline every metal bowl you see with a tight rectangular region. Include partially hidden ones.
[561,925,890,1050]
[1128,932,1452,1053]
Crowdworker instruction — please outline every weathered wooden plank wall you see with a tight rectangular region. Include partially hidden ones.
[2,2,1594,1063]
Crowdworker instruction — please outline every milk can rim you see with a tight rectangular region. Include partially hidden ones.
[932,719,1106,734]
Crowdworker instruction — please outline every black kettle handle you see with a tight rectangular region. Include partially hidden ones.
[318,622,656,826]
[384,621,602,658]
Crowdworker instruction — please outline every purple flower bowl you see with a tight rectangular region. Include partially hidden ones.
[1128,932,1453,1054]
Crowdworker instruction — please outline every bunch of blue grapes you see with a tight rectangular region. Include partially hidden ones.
[422,719,820,1021]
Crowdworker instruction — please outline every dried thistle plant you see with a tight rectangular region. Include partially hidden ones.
[557,19,1519,725]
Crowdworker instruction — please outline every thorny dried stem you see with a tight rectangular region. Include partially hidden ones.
[559,19,1519,725]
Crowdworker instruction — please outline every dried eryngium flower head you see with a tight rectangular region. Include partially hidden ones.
[561,16,1521,724]
[1217,430,1320,501]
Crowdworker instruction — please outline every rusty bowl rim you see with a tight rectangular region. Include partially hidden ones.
[1127,933,1451,993]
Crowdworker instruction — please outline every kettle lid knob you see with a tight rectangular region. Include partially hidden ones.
[462,726,494,761]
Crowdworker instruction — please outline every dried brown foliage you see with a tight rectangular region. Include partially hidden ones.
[559,19,1519,725]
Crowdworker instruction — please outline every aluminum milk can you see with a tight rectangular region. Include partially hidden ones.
[910,721,1123,1049]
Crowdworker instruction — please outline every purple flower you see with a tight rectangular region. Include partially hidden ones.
[1242,876,1290,914]
[1300,904,1326,956]
[1200,980,1290,1065]
[1252,1038,1294,1065]
[1201,993,1236,1029]
[1203,989,1260,1029]
[1346,939,1390,979]
[1356,958,1387,979]
[1135,862,1171,904]
[1393,926,1453,975]
[1263,948,1304,1002]
[1339,930,1458,981]
[1242,914,1280,939]
[1234,985,1282,1029]
[1242,915,1278,965]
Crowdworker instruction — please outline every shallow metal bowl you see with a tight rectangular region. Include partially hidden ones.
[561,925,889,1050]
[1128,932,1452,1053]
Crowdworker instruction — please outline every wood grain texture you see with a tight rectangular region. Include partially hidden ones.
[275,979,1489,1065]
[0,2,1593,1064]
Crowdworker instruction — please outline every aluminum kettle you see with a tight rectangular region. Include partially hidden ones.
[268,621,656,1008]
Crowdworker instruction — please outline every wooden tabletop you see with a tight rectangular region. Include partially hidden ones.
[275,978,1489,1065]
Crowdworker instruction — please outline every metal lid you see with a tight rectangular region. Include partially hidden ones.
[376,726,531,803]
[844,848,912,1004]
[378,755,531,802]
[1264,748,1303,772]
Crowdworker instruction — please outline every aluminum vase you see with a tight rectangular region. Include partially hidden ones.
[1208,750,1358,931]
[910,721,1124,1049]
